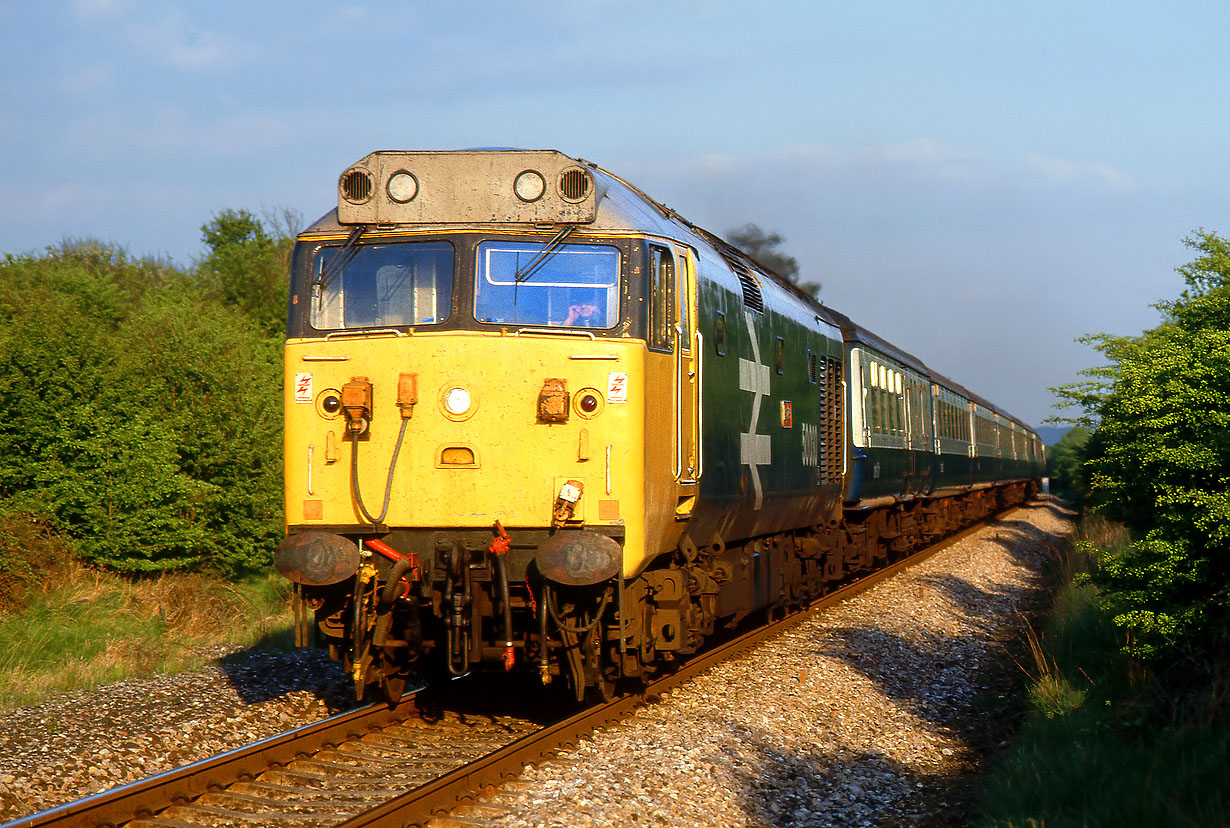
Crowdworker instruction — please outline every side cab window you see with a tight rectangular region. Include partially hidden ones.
[648,245,675,352]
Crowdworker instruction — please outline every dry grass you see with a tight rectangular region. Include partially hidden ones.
[0,511,79,612]
[0,556,295,710]
[1015,617,1091,718]
[979,514,1230,827]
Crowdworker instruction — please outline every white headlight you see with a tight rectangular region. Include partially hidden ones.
[387,170,419,203]
[443,386,471,415]
[513,170,546,202]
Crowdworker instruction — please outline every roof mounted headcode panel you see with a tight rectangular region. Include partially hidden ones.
[337,150,598,225]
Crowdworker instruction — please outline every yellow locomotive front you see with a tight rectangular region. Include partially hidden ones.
[276,151,689,700]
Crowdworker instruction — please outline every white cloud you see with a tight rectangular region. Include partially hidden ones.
[60,63,115,95]
[127,15,241,70]
[1026,153,1136,191]
[783,140,988,183]
[62,107,293,160]
[70,0,133,20]
[629,142,1138,202]
[146,111,291,154]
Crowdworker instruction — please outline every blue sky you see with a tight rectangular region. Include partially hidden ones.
[3,1,1228,429]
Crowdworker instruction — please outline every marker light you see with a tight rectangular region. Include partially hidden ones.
[513,170,546,202]
[386,170,419,203]
[573,387,604,419]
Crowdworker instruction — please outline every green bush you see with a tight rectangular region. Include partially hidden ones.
[0,509,78,612]
[1055,230,1230,659]
[978,520,1230,828]
[196,208,294,336]
[0,233,285,576]
[1045,425,1092,502]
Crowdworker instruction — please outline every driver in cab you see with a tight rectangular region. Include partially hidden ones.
[562,302,600,326]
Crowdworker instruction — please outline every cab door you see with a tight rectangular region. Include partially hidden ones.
[673,246,700,495]
[648,243,699,522]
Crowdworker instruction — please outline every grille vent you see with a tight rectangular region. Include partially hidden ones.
[818,356,844,483]
[558,168,592,202]
[340,169,374,203]
[720,254,764,312]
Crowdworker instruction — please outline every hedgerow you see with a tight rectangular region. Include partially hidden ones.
[0,224,286,577]
[1055,230,1230,658]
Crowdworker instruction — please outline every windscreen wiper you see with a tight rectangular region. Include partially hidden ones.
[315,224,368,293]
[513,225,575,284]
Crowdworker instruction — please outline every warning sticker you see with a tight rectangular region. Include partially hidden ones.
[607,372,628,403]
[294,373,313,403]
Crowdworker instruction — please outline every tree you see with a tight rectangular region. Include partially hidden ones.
[197,209,296,335]
[1053,229,1230,658]
[727,223,821,298]
[0,239,284,576]
[1045,425,1092,502]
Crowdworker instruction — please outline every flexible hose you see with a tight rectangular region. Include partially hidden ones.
[493,555,513,645]
[545,586,611,635]
[538,582,549,645]
[351,418,409,524]
[379,558,412,606]
[372,558,408,650]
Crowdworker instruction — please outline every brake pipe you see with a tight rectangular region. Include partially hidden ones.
[363,537,420,584]
[488,521,515,670]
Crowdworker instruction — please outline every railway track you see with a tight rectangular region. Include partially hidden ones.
[5,514,996,828]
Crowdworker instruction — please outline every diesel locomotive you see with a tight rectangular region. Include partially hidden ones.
[274,149,1044,702]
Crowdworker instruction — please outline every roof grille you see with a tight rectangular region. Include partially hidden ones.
[721,253,764,312]
[558,168,592,202]
[340,168,374,203]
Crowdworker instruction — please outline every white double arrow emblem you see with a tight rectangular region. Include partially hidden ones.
[737,310,771,510]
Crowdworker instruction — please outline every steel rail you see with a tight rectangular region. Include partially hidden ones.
[336,511,999,828]
[6,505,1020,828]
[2,695,422,828]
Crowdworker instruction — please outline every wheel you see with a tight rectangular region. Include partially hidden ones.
[377,660,408,703]
[350,569,378,700]
[593,650,620,703]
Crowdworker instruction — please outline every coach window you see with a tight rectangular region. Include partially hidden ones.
[713,311,727,355]
[868,361,879,433]
[892,372,903,436]
[649,246,674,351]
[774,337,785,374]
[677,250,692,350]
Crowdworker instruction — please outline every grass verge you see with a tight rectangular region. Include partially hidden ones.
[0,518,295,711]
[977,515,1230,827]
